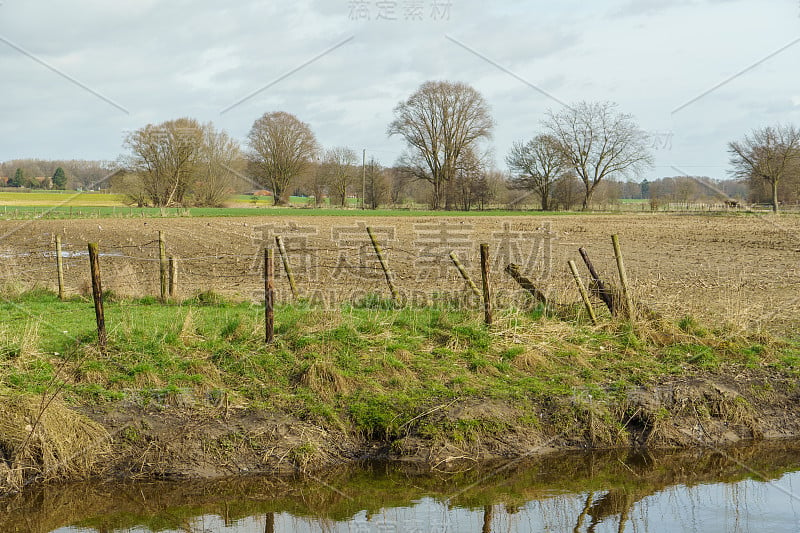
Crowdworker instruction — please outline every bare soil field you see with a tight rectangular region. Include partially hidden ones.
[1,213,798,333]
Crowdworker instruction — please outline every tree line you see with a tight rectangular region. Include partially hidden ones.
[3,80,798,211]
[0,160,111,191]
[109,81,658,210]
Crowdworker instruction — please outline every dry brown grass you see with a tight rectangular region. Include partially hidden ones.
[0,393,110,492]
[14,321,40,364]
[297,360,352,398]
[178,308,203,343]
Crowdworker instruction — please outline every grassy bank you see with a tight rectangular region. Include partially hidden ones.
[1,289,799,490]
[4,289,797,414]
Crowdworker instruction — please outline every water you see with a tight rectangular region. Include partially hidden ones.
[0,251,124,259]
[4,441,800,532]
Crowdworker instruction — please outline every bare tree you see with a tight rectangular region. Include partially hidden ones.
[364,158,388,209]
[544,102,653,210]
[592,179,624,208]
[506,134,565,211]
[386,167,412,207]
[673,177,698,205]
[120,120,242,207]
[387,80,494,210]
[728,124,800,213]
[193,126,242,207]
[110,171,148,207]
[393,150,434,205]
[122,117,204,206]
[302,160,328,207]
[551,172,583,211]
[321,146,358,207]
[474,169,503,210]
[453,148,486,211]
[247,111,319,205]
[67,160,116,191]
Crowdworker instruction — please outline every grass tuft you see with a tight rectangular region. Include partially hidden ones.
[0,392,110,490]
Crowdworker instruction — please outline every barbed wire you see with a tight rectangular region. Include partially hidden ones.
[6,229,766,318]
[0,240,525,265]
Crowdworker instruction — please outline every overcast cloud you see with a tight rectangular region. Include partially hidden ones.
[1,0,799,180]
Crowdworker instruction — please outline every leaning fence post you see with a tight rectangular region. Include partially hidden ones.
[504,263,549,307]
[275,236,298,300]
[158,231,168,302]
[264,248,275,344]
[611,234,634,319]
[366,227,399,303]
[168,255,177,299]
[55,235,65,300]
[88,243,107,353]
[480,243,492,325]
[568,260,598,325]
[578,247,614,313]
[449,251,481,299]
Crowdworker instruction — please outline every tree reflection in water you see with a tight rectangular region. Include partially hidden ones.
[2,440,800,533]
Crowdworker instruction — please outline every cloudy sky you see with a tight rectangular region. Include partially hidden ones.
[1,0,798,180]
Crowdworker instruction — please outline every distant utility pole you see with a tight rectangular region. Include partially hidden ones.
[362,148,366,210]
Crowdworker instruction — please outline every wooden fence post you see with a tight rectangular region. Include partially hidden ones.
[578,247,614,313]
[568,260,598,325]
[158,231,167,302]
[168,256,177,299]
[611,234,634,319]
[275,236,298,300]
[264,248,275,344]
[504,263,549,307]
[480,243,492,325]
[55,235,65,300]
[449,251,481,299]
[88,243,107,352]
[366,227,399,303]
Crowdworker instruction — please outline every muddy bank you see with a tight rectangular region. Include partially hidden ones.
[2,372,797,494]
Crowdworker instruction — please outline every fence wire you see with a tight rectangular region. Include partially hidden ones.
[0,231,565,311]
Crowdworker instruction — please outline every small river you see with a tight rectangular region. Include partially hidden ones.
[4,440,800,532]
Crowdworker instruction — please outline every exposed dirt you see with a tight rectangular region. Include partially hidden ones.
[0,369,783,491]
[1,213,798,333]
[85,402,363,479]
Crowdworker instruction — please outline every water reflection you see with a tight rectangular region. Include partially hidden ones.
[3,440,800,532]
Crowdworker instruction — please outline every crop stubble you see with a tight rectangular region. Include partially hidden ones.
[0,213,796,333]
